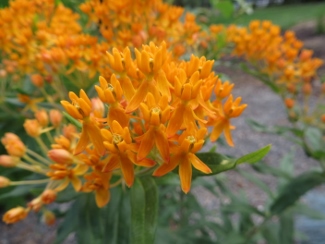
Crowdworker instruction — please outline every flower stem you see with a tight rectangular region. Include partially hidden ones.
[10,178,50,186]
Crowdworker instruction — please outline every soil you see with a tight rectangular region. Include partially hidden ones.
[0,21,325,244]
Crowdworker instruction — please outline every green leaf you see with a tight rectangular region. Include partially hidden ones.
[261,222,280,244]
[292,203,325,220]
[303,127,325,159]
[141,177,158,244]
[62,111,82,129]
[193,145,271,177]
[54,197,82,244]
[130,177,158,244]
[214,1,234,18]
[236,144,271,164]
[270,171,325,215]
[279,211,294,244]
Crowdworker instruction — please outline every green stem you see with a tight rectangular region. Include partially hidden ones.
[26,148,51,166]
[10,178,50,186]
[35,137,50,156]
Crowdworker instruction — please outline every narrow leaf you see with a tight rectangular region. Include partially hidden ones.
[270,171,325,215]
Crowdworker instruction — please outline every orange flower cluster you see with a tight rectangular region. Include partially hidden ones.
[0,0,110,108]
[227,20,323,85]
[0,43,246,224]
[226,20,324,124]
[60,42,246,195]
[79,0,210,57]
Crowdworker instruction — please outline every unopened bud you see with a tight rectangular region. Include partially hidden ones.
[0,155,19,167]
[49,109,62,127]
[2,207,28,224]
[63,124,77,140]
[31,74,44,87]
[284,98,295,109]
[48,149,73,164]
[1,133,26,157]
[24,119,42,137]
[0,69,7,78]
[0,176,11,188]
[302,83,312,96]
[41,189,57,204]
[28,197,43,212]
[42,210,56,226]
[35,110,49,127]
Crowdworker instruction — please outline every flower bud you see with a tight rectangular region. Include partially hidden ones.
[302,83,312,96]
[0,69,7,78]
[284,98,295,109]
[91,98,105,118]
[2,207,28,224]
[24,119,42,137]
[41,189,57,204]
[42,210,56,226]
[0,176,10,188]
[0,155,19,167]
[49,109,62,127]
[28,197,43,212]
[31,74,44,87]
[48,149,73,164]
[63,124,77,140]
[35,110,49,127]
[1,133,26,157]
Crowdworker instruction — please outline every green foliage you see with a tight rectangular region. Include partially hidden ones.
[270,171,325,215]
[55,187,131,244]
[194,144,271,177]
[131,177,158,244]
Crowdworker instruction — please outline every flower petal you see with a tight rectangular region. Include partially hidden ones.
[120,154,135,187]
[154,127,170,163]
[137,127,155,161]
[126,82,148,113]
[179,156,192,194]
[153,155,179,177]
[96,188,110,208]
[188,153,211,174]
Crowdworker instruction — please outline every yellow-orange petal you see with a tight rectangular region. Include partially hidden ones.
[154,128,170,163]
[167,105,184,137]
[70,176,82,191]
[61,101,83,120]
[85,121,105,155]
[210,121,225,142]
[224,121,234,147]
[153,155,179,177]
[96,188,110,208]
[137,127,155,161]
[126,82,148,113]
[188,153,211,174]
[102,154,120,172]
[120,154,134,187]
[179,156,192,194]
[55,178,70,192]
[74,127,90,155]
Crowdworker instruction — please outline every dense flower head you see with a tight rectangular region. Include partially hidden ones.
[226,20,324,127]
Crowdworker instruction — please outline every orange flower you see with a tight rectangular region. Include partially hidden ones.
[208,95,247,146]
[153,127,211,193]
[82,171,112,208]
[47,163,89,192]
[137,93,170,162]
[61,90,105,155]
[102,120,155,187]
